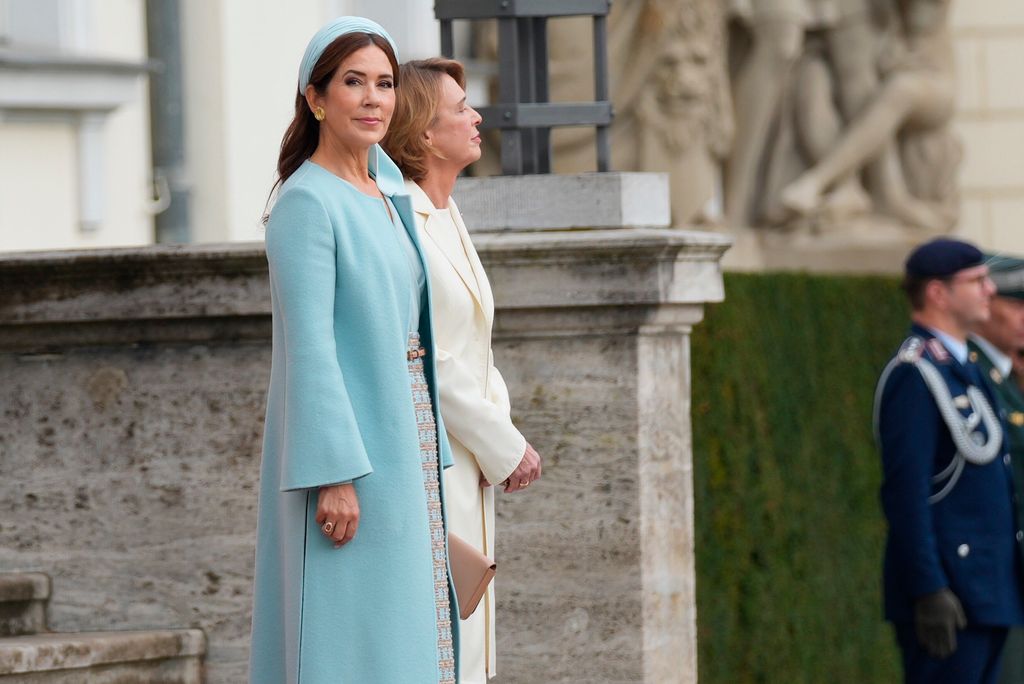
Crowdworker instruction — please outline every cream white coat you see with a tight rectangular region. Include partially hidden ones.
[407,180,526,682]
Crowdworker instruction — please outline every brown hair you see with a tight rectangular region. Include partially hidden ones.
[268,33,400,204]
[380,58,466,183]
[902,274,958,311]
[901,274,930,311]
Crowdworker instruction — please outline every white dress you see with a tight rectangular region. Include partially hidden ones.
[407,179,527,682]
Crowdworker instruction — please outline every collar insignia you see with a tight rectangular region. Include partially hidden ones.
[991,368,1004,384]
[953,395,971,409]
[1011,412,1024,427]
[926,338,950,363]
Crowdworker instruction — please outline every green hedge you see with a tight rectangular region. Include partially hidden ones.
[692,272,910,683]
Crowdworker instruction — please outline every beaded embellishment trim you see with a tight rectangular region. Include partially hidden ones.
[408,333,455,684]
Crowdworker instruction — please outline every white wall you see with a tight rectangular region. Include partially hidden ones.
[181,0,323,243]
[181,0,439,244]
[952,0,1024,253]
[0,123,78,251]
[92,0,153,250]
[0,0,152,253]
[10,0,1024,256]
[328,0,440,60]
[0,0,442,251]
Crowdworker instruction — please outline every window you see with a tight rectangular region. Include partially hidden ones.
[4,0,69,52]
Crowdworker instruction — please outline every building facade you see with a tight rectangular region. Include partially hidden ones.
[1,0,1023,261]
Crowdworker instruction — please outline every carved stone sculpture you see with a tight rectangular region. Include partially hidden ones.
[474,0,733,226]
[725,0,880,227]
[778,0,960,232]
[727,0,960,233]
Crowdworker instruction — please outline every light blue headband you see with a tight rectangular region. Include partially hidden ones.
[297,16,399,94]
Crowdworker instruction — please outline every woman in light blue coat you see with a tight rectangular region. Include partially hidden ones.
[249,17,458,684]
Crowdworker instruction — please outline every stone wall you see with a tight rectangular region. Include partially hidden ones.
[0,175,729,682]
[0,245,270,684]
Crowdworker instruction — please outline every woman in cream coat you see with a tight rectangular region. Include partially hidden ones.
[382,58,542,682]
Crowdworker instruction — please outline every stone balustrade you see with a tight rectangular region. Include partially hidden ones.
[0,172,728,683]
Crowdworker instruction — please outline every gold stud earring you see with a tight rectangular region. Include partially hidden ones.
[313,106,325,122]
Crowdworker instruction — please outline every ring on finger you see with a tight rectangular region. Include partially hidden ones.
[521,480,530,487]
[322,521,335,535]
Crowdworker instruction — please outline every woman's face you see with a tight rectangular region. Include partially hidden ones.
[309,45,396,152]
[424,74,482,172]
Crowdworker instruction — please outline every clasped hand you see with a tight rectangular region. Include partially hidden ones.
[480,442,543,493]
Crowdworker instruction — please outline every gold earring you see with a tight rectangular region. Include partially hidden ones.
[313,106,325,122]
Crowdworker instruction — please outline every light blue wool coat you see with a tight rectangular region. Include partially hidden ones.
[249,156,458,684]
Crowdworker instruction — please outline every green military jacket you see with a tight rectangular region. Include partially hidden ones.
[970,338,1024,565]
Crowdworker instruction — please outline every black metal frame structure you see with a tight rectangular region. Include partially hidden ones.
[436,0,613,175]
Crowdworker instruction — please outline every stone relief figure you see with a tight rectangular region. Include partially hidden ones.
[725,0,882,227]
[473,0,734,226]
[778,0,960,231]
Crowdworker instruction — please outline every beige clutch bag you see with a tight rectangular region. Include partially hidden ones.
[449,532,496,620]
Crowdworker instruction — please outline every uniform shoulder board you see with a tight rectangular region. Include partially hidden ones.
[897,336,925,363]
[925,338,950,363]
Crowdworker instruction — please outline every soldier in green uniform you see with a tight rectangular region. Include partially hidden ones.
[969,254,1024,684]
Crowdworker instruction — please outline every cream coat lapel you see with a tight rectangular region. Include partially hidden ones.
[408,181,485,313]
[448,197,494,325]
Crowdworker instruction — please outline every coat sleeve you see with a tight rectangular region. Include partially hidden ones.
[265,187,373,491]
[878,362,949,597]
[434,344,526,485]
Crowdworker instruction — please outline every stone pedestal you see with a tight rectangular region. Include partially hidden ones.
[717,217,924,274]
[456,173,730,683]
[0,172,728,683]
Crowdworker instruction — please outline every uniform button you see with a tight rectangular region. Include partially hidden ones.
[1017,531,1024,542]
[957,544,970,558]
[1005,454,1012,466]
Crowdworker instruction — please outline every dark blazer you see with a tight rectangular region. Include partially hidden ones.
[876,324,1024,625]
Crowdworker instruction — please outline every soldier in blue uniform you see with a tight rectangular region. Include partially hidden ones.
[875,238,1024,683]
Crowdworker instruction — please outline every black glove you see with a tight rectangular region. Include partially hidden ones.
[914,588,967,659]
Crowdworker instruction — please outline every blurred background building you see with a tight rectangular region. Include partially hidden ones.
[1,0,1023,262]
[0,0,443,252]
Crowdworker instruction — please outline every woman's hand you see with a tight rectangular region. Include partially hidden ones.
[316,483,360,548]
[503,443,542,493]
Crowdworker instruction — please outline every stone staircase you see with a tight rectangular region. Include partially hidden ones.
[0,573,205,683]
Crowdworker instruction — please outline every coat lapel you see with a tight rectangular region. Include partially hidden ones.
[407,181,486,314]
[448,197,494,321]
[390,193,419,256]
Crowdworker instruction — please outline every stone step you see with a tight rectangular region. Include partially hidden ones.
[0,575,50,637]
[0,629,205,683]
